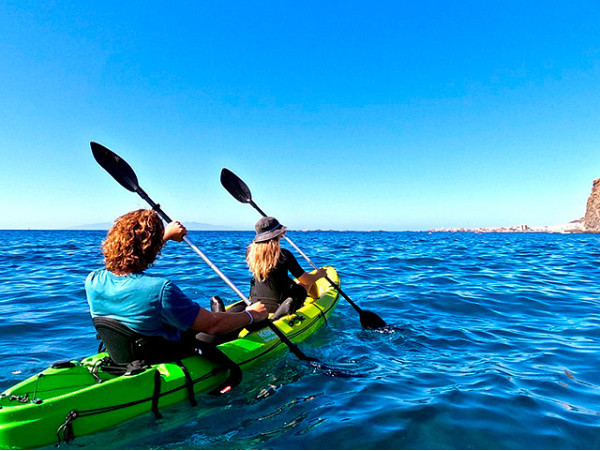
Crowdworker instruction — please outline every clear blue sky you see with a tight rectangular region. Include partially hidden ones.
[2,1,600,231]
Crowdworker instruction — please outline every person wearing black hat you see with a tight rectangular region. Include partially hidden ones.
[243,216,327,320]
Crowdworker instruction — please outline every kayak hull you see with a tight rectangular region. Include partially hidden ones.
[0,267,339,450]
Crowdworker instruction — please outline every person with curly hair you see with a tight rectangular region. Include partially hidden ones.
[242,216,327,320]
[85,209,267,349]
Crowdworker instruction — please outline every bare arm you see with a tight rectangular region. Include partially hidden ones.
[297,268,327,299]
[190,302,268,335]
[163,221,187,242]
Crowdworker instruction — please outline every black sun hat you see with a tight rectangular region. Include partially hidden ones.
[253,216,287,243]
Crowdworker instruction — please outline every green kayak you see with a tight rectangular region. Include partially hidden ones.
[0,267,340,450]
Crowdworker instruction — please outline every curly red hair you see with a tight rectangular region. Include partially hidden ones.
[102,209,165,274]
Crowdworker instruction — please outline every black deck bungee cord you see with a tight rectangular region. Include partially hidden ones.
[55,363,226,444]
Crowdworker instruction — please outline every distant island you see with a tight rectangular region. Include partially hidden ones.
[431,178,600,234]
[430,219,585,234]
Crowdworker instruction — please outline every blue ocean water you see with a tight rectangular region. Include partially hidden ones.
[1,230,600,449]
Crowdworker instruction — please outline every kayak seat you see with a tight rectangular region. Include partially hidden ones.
[93,316,196,365]
[93,317,243,395]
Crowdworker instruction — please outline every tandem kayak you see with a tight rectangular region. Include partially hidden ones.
[0,267,340,450]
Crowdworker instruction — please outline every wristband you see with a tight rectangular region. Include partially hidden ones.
[245,310,254,325]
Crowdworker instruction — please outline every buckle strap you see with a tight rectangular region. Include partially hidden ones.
[194,341,243,395]
[151,370,162,419]
[176,360,197,407]
[57,409,78,444]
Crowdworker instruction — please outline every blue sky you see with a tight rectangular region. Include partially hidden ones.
[2,1,600,231]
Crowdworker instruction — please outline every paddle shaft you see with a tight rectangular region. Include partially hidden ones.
[91,143,320,360]
[136,189,314,361]
[248,201,366,315]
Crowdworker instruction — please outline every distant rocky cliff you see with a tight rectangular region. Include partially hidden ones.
[583,178,600,232]
[432,177,600,234]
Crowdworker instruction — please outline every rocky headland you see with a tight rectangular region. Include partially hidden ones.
[431,178,600,234]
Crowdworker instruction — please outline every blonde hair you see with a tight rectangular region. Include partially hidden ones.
[102,209,165,275]
[246,238,281,282]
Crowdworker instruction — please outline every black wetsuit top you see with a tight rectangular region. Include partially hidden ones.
[249,249,306,312]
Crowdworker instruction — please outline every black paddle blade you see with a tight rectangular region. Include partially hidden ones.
[91,142,140,193]
[220,168,252,204]
[360,309,388,330]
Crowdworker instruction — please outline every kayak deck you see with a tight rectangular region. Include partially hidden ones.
[0,267,339,450]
